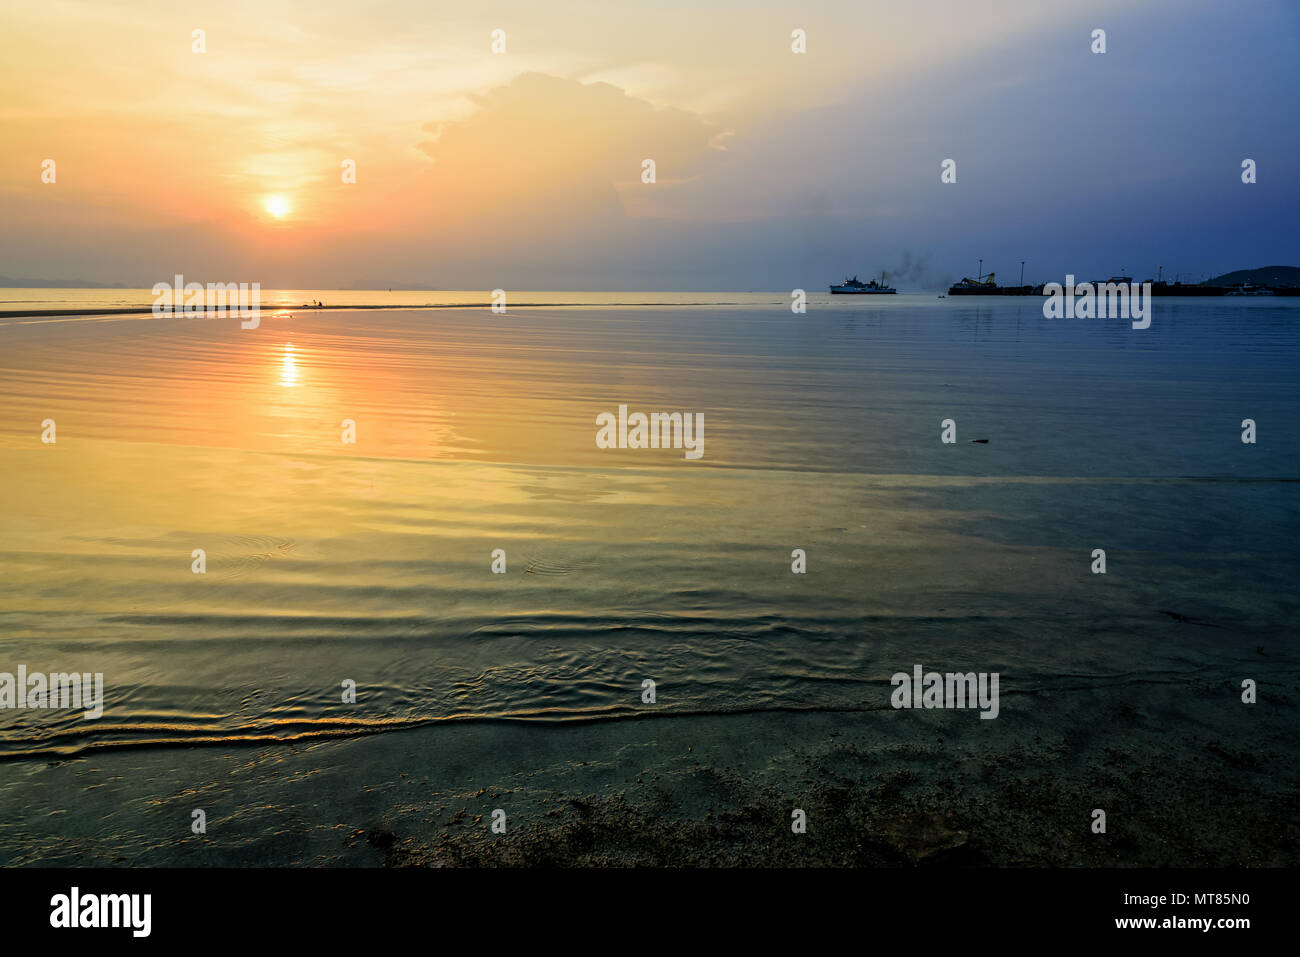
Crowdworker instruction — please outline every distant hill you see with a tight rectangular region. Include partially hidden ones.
[1206,265,1300,287]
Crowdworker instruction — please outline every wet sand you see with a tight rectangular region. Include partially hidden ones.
[5,684,1295,867]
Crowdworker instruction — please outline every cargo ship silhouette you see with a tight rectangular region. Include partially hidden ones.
[948,260,1033,295]
[830,274,897,294]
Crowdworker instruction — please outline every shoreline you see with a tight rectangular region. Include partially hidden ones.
[3,697,1295,867]
[0,301,796,320]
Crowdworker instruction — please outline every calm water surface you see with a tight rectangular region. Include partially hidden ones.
[0,296,1296,759]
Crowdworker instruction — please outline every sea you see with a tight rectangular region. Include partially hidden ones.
[0,291,1296,865]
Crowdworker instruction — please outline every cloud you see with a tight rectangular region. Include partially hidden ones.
[414,72,722,231]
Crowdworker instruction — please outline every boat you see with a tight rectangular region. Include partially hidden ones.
[948,271,1033,296]
[1143,267,1228,296]
[1225,282,1275,296]
[1147,281,1228,296]
[830,274,896,294]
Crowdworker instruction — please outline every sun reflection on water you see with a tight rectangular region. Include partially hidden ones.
[280,343,299,387]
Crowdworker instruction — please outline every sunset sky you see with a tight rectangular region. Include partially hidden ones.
[2,0,1297,289]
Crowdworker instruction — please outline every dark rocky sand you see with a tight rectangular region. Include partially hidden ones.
[6,666,1295,867]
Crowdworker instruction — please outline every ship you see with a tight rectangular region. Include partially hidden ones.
[947,271,1033,296]
[1147,281,1229,296]
[1037,269,1233,297]
[829,274,896,294]
[1140,268,1227,296]
[1225,282,1275,296]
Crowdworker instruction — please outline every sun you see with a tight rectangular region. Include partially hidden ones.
[264,195,290,218]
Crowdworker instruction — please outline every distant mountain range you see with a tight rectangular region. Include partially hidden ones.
[1205,266,1300,287]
